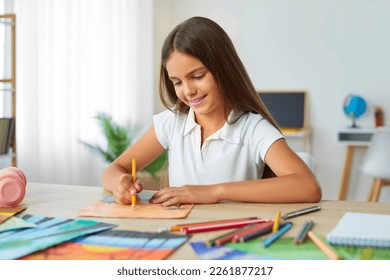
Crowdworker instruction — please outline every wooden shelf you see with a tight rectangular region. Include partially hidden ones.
[0,14,16,167]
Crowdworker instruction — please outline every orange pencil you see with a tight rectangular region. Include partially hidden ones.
[307,231,342,260]
[131,158,136,210]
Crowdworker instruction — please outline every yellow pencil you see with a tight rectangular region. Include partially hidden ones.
[272,210,281,233]
[131,158,136,210]
[307,231,341,260]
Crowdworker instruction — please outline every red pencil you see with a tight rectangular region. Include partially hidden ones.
[167,216,258,232]
[232,221,274,243]
[181,218,266,234]
[205,225,252,247]
[212,224,258,246]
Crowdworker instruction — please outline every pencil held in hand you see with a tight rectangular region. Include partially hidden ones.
[131,158,136,210]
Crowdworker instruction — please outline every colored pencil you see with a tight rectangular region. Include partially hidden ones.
[234,221,274,243]
[272,211,281,233]
[159,217,259,232]
[293,220,314,245]
[181,218,266,234]
[131,158,136,210]
[230,222,270,243]
[307,231,341,260]
[263,222,293,247]
[205,225,255,247]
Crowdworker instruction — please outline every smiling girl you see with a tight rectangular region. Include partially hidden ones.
[101,17,322,205]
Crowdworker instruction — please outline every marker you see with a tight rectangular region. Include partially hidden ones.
[131,158,136,210]
[307,231,341,260]
[293,220,314,244]
[263,222,293,248]
[272,211,281,233]
[281,205,321,219]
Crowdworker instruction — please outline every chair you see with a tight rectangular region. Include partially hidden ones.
[360,127,390,202]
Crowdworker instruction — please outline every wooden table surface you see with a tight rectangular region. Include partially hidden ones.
[23,182,390,259]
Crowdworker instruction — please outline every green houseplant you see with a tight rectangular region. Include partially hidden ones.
[80,112,167,179]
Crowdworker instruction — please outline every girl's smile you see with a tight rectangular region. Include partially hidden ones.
[188,94,207,107]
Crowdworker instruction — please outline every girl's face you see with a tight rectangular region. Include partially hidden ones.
[166,51,225,119]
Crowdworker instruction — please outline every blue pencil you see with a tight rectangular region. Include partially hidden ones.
[262,222,293,248]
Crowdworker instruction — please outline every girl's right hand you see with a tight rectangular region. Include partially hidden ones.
[112,173,143,205]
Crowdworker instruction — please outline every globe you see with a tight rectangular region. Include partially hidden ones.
[343,95,367,128]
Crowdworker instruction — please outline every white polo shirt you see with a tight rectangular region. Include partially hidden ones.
[153,108,284,187]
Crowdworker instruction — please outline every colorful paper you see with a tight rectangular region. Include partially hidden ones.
[78,194,194,219]
[0,214,115,260]
[191,235,390,260]
[0,216,37,233]
[22,229,190,260]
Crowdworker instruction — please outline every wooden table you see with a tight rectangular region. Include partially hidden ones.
[338,145,368,200]
[23,182,390,260]
[337,129,374,200]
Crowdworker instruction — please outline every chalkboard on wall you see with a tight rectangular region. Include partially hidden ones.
[258,90,307,130]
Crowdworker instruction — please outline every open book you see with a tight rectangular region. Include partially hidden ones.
[327,212,390,248]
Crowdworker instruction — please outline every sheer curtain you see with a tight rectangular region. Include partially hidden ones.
[14,0,154,186]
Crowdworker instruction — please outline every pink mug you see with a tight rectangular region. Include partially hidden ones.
[0,166,27,207]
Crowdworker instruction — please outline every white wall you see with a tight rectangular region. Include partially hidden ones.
[153,0,390,202]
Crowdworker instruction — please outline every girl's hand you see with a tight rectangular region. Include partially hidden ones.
[149,185,221,206]
[112,174,143,205]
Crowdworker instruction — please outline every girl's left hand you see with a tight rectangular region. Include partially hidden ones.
[149,185,220,206]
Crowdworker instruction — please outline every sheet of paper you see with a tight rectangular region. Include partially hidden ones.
[21,229,190,260]
[0,214,115,260]
[78,195,194,219]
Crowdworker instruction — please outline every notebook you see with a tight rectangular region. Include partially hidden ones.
[327,212,390,248]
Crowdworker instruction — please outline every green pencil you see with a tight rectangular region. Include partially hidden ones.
[293,220,314,245]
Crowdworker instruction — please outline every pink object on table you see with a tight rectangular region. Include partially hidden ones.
[0,166,27,207]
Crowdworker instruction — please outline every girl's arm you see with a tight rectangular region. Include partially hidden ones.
[150,139,322,205]
[101,126,166,204]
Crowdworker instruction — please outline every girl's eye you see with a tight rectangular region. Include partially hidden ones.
[194,73,205,80]
[172,80,182,86]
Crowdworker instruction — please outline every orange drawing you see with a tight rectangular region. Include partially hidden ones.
[78,195,194,219]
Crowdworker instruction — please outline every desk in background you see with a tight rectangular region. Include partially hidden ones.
[337,128,374,200]
[22,182,390,260]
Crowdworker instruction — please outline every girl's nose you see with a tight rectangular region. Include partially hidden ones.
[183,82,196,97]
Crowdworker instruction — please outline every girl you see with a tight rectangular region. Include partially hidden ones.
[101,17,322,206]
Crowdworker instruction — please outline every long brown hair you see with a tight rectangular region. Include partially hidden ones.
[159,16,279,129]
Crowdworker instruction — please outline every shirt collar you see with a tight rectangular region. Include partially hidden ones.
[183,108,198,136]
[183,108,246,144]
